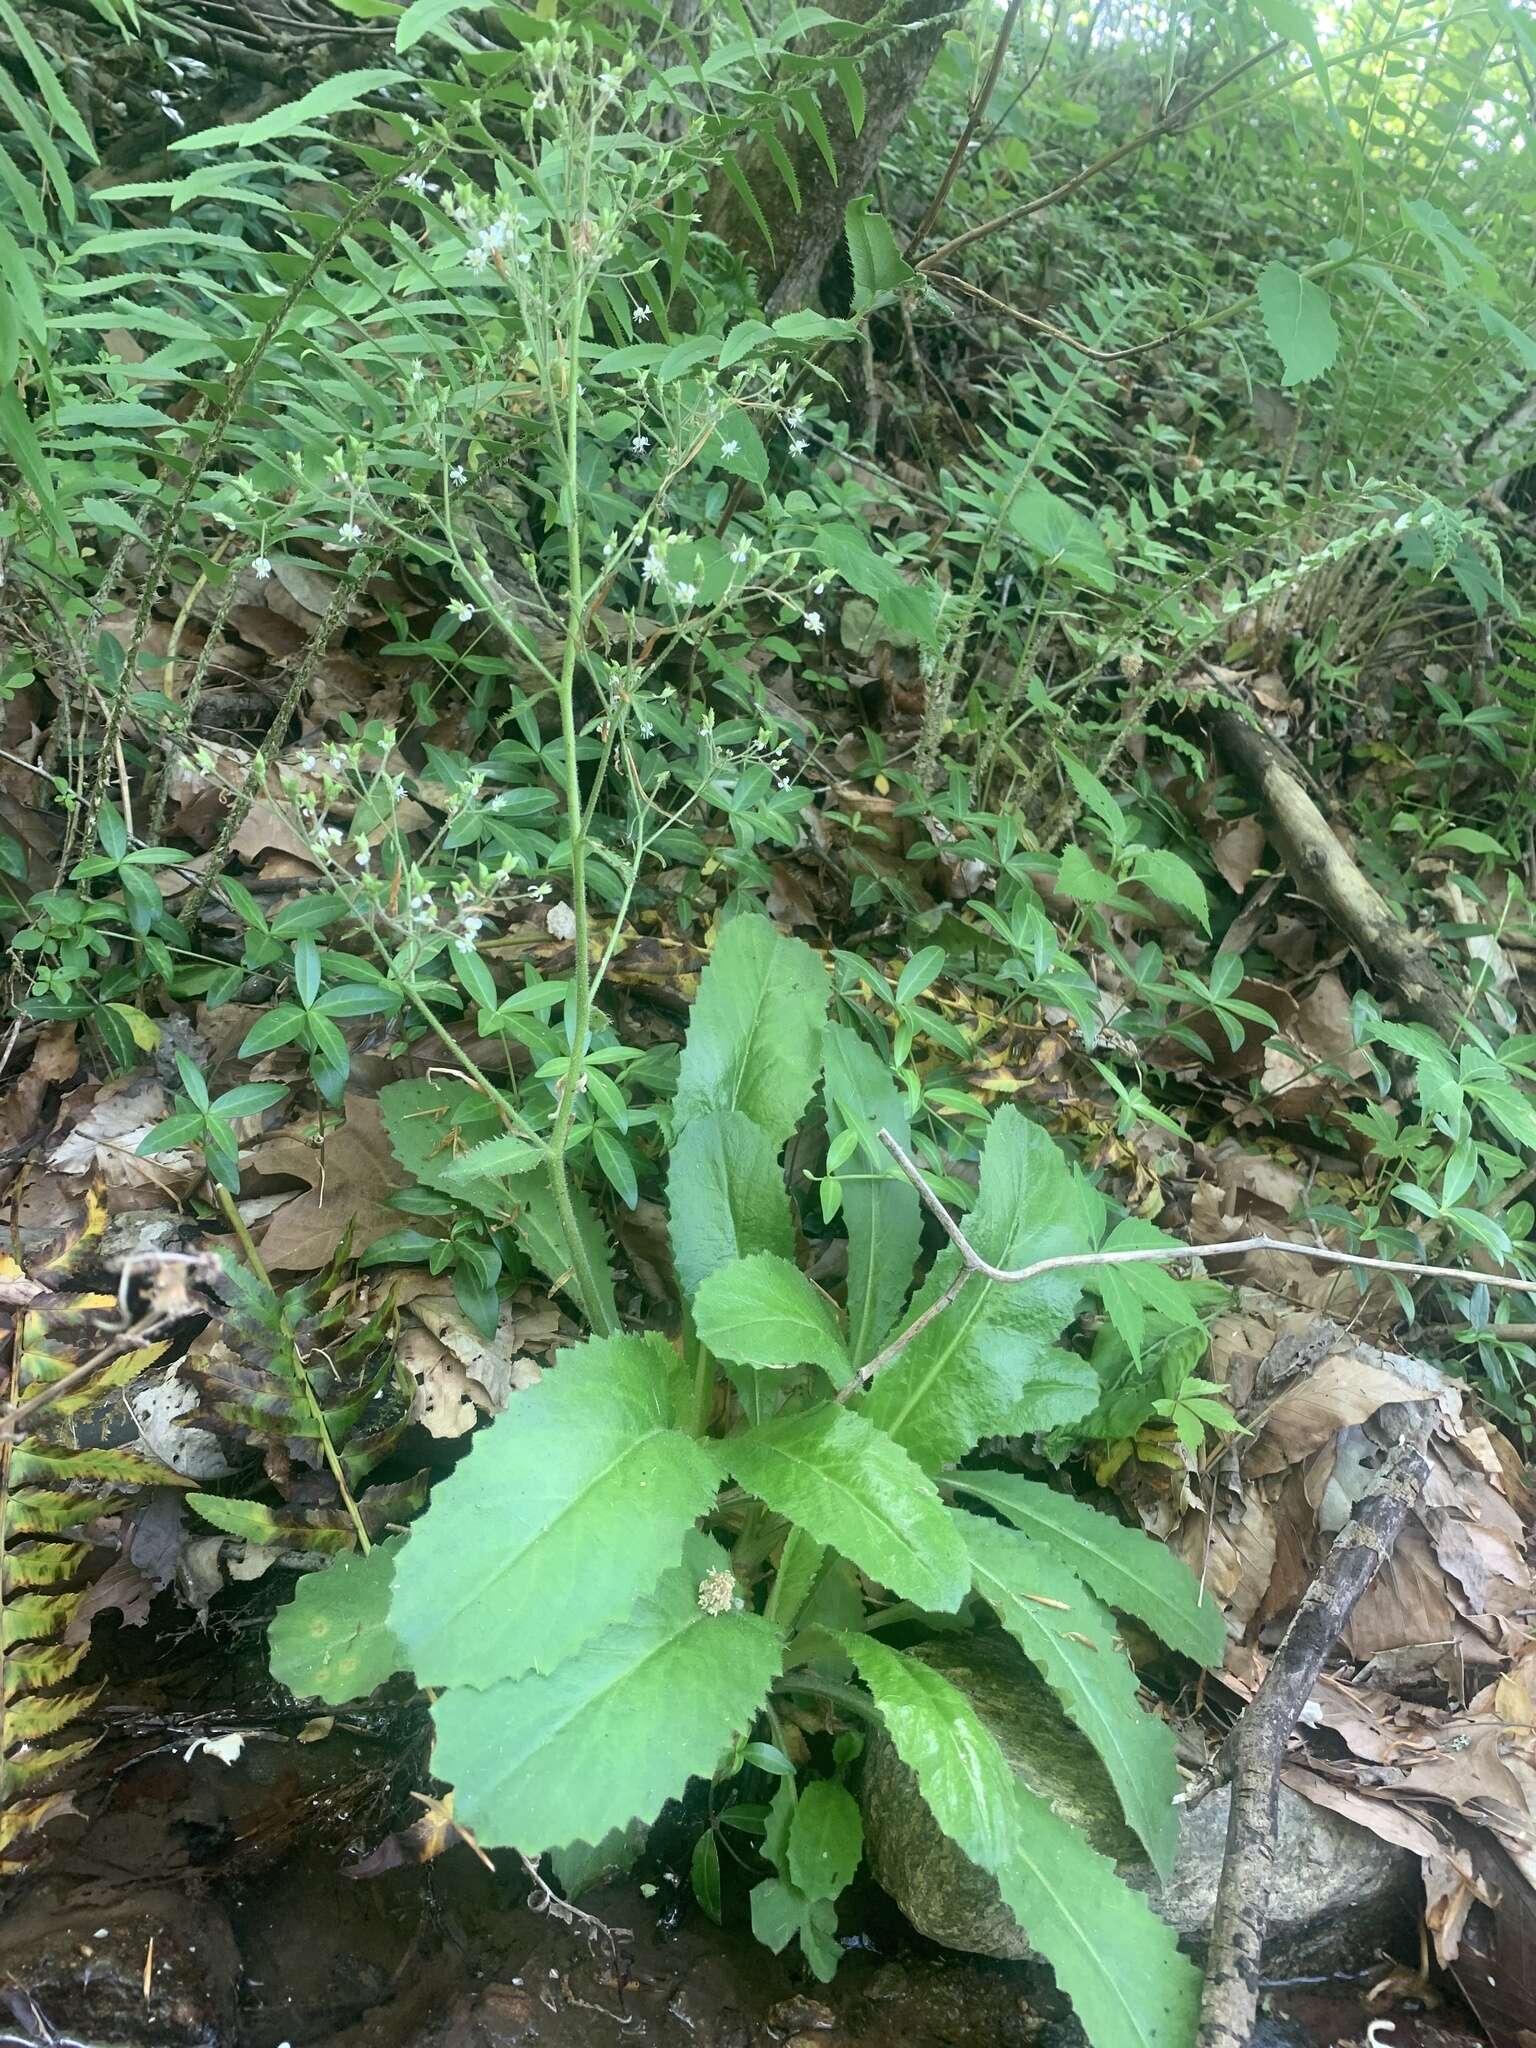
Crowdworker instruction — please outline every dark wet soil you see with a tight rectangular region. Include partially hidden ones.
[0,1597,1494,2048]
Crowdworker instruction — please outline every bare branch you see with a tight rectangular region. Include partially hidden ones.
[918,40,1285,272]
[839,1129,1536,1400]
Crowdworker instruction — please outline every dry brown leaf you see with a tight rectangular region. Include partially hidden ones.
[397,1294,543,1439]
[1213,815,1266,894]
[0,1021,78,1151]
[249,1095,408,1272]
[48,1076,199,1203]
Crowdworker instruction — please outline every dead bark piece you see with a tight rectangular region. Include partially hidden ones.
[1195,1437,1431,2048]
[1212,708,1464,1039]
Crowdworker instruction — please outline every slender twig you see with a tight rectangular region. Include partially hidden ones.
[918,40,1285,271]
[928,269,1189,361]
[840,1129,1536,1400]
[906,0,1026,256]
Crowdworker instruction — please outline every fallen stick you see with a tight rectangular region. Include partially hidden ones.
[1211,707,1464,1040]
[1194,1437,1430,2048]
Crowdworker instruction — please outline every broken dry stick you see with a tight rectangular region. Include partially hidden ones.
[1195,1437,1430,2048]
[1211,708,1464,1039]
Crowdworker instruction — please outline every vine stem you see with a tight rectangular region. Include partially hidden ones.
[211,1183,370,1553]
[839,1128,1536,1401]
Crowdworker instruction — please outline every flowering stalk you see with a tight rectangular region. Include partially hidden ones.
[539,267,614,1338]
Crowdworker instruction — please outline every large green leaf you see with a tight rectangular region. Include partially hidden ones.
[844,1636,1201,2048]
[957,1513,1181,1879]
[1256,259,1339,386]
[269,1535,406,1706]
[673,916,829,1150]
[861,1109,1097,1469]
[693,1254,849,1381]
[952,1472,1224,1666]
[788,1778,864,1901]
[389,1334,716,1686]
[823,1025,920,1367]
[668,1109,795,1303]
[430,1534,780,1852]
[715,1409,967,1611]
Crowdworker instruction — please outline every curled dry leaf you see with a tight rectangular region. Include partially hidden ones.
[1166,1300,1533,1669]
[396,1289,545,1440]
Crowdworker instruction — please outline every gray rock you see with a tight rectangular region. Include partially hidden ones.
[860,1635,1417,1974]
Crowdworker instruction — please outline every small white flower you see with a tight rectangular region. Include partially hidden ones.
[449,464,467,485]
[673,579,697,604]
[513,249,532,267]
[631,433,651,456]
[545,901,577,942]
[641,547,664,581]
[731,542,750,565]
[602,538,615,557]
[464,244,490,272]
[786,405,805,428]
[453,601,476,623]
[813,581,825,595]
[789,435,809,457]
[323,826,344,847]
[339,520,364,545]
[633,303,650,324]
[803,610,824,634]
[531,88,550,111]
[397,172,429,196]
[354,841,371,869]
[252,555,272,580]
[409,363,424,384]
[527,880,552,901]
[480,219,508,250]
[719,438,739,457]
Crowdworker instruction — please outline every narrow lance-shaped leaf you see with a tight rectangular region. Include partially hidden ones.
[389,1334,717,1687]
[951,1471,1225,1666]
[956,1512,1181,1879]
[714,1408,968,1613]
[842,1635,1201,2048]
[429,1534,781,1854]
[823,1024,920,1366]
[673,916,829,1151]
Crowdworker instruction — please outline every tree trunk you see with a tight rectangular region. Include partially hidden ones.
[703,0,951,316]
